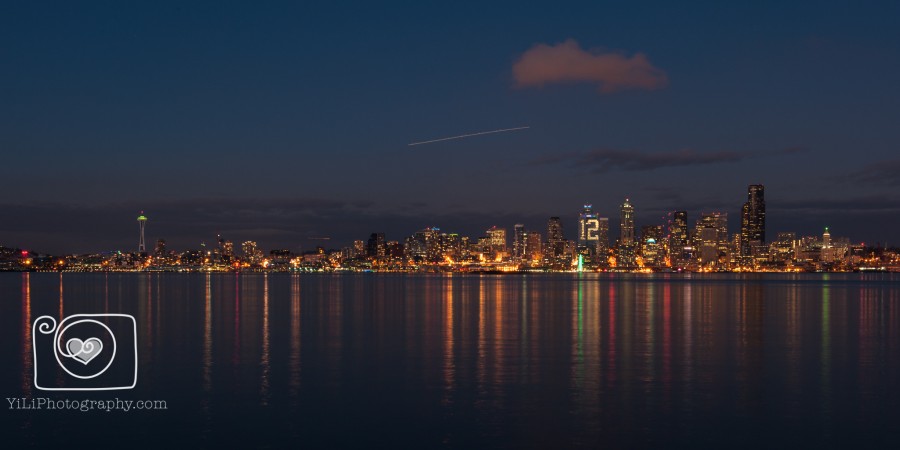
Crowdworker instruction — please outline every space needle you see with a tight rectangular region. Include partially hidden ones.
[138,211,148,253]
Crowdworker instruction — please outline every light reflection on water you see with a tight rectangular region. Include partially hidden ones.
[3,272,900,448]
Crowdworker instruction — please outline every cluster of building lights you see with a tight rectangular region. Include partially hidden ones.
[1,185,898,273]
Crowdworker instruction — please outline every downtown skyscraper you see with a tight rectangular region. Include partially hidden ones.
[547,216,564,258]
[740,184,766,257]
[513,224,527,260]
[617,199,636,268]
[577,204,609,267]
[669,211,689,268]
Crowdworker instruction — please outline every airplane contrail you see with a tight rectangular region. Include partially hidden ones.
[408,126,530,146]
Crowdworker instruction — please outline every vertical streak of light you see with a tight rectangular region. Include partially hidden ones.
[735,284,748,410]
[621,280,633,407]
[858,281,874,420]
[477,278,486,391]
[233,273,240,368]
[22,273,32,396]
[645,282,655,390]
[663,282,671,401]
[585,274,601,413]
[786,277,801,404]
[56,273,66,388]
[260,274,270,406]
[493,278,503,389]
[607,283,616,387]
[203,273,212,392]
[144,273,152,355]
[573,276,584,389]
[821,282,831,421]
[683,283,692,388]
[201,273,213,436]
[155,273,161,342]
[104,272,109,313]
[442,276,454,405]
[520,276,528,384]
[329,276,343,381]
[154,273,161,349]
[289,274,301,399]
[58,272,64,320]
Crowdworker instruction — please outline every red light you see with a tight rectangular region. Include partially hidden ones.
[21,250,28,256]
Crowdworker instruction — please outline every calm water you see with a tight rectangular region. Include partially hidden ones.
[2,272,899,448]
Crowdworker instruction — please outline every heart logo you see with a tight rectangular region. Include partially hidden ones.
[66,338,104,365]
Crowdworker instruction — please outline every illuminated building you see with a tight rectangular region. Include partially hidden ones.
[694,212,728,268]
[367,233,386,258]
[137,212,148,253]
[640,225,664,268]
[424,228,441,260]
[698,227,718,267]
[620,199,634,244]
[546,217,564,257]
[596,218,609,265]
[578,204,599,255]
[820,227,848,264]
[617,199,636,268]
[154,239,167,257]
[476,237,491,253]
[740,184,766,256]
[242,241,263,264]
[385,241,404,259]
[353,240,365,258]
[513,224,526,259]
[769,232,796,264]
[439,233,462,261]
[486,226,507,256]
[269,249,293,269]
[223,241,234,257]
[525,231,542,261]
[578,205,597,245]
[577,204,610,267]
[668,211,689,268]
[406,228,438,261]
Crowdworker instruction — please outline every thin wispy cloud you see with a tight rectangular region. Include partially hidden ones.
[529,147,806,172]
[844,159,900,186]
[773,195,900,214]
[512,39,668,93]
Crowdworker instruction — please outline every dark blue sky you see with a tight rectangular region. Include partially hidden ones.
[3,1,899,253]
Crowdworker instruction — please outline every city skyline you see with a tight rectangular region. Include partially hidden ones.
[4,184,896,273]
[3,2,900,254]
[0,183,892,256]
[0,184,890,256]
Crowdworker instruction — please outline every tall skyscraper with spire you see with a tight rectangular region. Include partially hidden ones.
[620,199,634,243]
[618,199,636,267]
[740,184,766,257]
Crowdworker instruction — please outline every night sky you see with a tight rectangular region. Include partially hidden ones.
[3,1,900,254]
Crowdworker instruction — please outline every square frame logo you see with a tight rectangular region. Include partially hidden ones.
[32,314,138,391]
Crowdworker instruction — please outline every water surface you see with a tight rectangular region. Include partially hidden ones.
[2,273,898,448]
